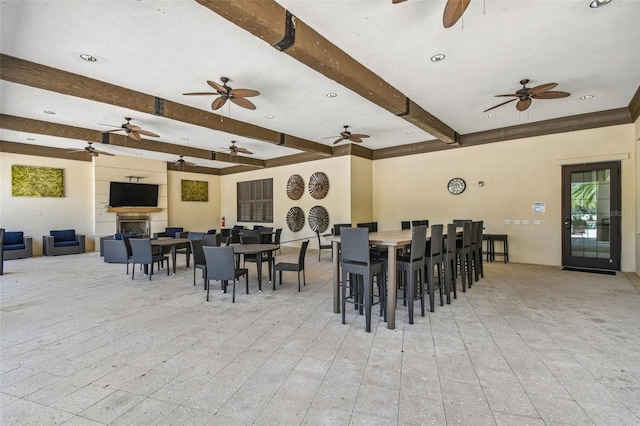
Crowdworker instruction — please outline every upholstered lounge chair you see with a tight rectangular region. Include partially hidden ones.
[3,231,33,260]
[153,227,184,238]
[43,229,85,256]
[103,233,136,264]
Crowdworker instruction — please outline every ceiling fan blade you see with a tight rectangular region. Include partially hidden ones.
[516,98,532,111]
[229,89,260,98]
[236,147,254,154]
[340,131,350,138]
[350,134,370,139]
[90,151,99,157]
[94,149,115,156]
[349,137,364,143]
[183,91,217,96]
[392,0,409,3]
[136,129,160,138]
[333,137,344,144]
[230,96,257,110]
[443,0,471,28]
[483,98,517,112]
[528,83,558,95]
[532,91,570,99]
[127,124,141,131]
[128,131,141,141]
[495,94,519,98]
[207,80,228,93]
[212,97,227,110]
[103,128,124,133]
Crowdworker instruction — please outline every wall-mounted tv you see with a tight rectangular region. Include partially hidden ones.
[109,182,159,207]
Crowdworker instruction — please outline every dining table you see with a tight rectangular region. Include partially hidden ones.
[325,227,460,330]
[151,237,191,275]
[231,243,279,291]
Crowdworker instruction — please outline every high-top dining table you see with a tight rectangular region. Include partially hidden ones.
[325,227,458,330]
[151,237,191,275]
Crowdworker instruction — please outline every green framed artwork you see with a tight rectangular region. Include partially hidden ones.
[12,165,65,197]
[181,179,208,202]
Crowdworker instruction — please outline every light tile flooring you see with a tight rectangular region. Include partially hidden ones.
[1,249,640,425]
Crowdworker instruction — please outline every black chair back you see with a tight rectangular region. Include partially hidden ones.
[430,225,443,257]
[203,246,236,281]
[333,224,351,235]
[401,221,411,230]
[341,227,370,265]
[129,238,152,264]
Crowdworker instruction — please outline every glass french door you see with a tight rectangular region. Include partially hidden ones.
[562,161,620,271]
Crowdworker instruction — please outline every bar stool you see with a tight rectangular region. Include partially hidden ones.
[340,227,387,332]
[425,224,444,312]
[491,234,509,263]
[396,225,426,324]
[482,234,492,262]
[455,222,473,292]
[443,223,457,303]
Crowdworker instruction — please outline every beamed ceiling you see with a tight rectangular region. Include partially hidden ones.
[1,0,639,173]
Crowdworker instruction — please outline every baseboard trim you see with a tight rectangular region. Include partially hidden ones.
[562,266,617,275]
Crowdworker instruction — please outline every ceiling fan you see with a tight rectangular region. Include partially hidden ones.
[484,79,571,112]
[68,142,115,157]
[325,125,370,144]
[101,117,160,141]
[219,141,254,157]
[169,155,197,169]
[183,77,260,111]
[393,0,471,28]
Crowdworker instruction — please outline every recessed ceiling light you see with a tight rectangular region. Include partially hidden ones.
[80,54,97,62]
[581,95,594,100]
[326,93,337,98]
[430,54,446,62]
[265,115,275,119]
[44,110,56,115]
[405,131,414,135]
[486,114,495,118]
[590,0,612,8]
[180,137,189,141]
[26,137,35,141]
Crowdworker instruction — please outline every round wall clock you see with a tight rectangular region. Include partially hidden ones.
[447,178,466,195]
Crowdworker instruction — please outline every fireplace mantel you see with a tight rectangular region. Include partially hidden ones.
[107,207,162,213]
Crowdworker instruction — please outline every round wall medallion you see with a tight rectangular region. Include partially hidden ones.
[447,177,466,195]
[308,205,330,233]
[308,172,329,199]
[286,207,305,232]
[286,174,304,200]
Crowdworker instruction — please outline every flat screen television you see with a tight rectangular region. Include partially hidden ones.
[109,182,159,207]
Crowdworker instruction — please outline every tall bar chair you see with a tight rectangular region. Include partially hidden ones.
[396,225,426,324]
[425,224,444,312]
[443,223,457,303]
[455,222,474,292]
[340,227,387,332]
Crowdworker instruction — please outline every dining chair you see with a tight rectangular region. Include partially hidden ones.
[274,240,309,291]
[455,222,474,292]
[333,223,351,235]
[260,226,274,244]
[190,239,207,288]
[401,221,411,230]
[129,238,169,280]
[315,230,333,261]
[274,228,283,254]
[471,221,484,281]
[396,225,426,324]
[203,246,248,302]
[443,223,458,303]
[340,227,387,332]
[203,233,219,247]
[425,224,444,312]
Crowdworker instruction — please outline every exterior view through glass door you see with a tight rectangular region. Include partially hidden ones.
[562,161,620,271]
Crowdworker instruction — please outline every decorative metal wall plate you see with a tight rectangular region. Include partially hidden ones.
[286,174,304,200]
[308,172,329,199]
[286,206,305,232]
[308,205,330,233]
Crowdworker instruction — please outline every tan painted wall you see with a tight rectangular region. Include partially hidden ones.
[373,124,637,271]
[220,156,351,248]
[94,155,168,239]
[350,156,373,225]
[0,153,94,255]
[167,171,220,233]
[635,117,640,276]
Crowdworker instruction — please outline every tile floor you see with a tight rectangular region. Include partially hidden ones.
[1,249,639,425]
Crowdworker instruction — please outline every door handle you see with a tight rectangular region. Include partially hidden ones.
[564,219,571,230]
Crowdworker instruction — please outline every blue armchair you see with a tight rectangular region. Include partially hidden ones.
[153,227,184,238]
[3,231,33,260]
[43,229,85,256]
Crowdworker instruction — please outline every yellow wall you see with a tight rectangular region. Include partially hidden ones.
[373,124,637,270]
[220,156,351,248]
[167,170,220,233]
[350,156,373,225]
[0,153,94,255]
[635,117,640,275]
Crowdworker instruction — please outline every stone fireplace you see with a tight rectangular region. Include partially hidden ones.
[117,213,151,237]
